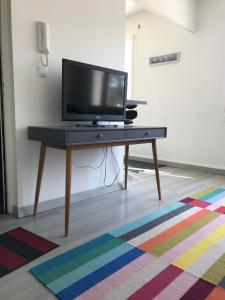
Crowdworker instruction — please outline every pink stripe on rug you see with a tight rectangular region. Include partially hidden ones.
[127,265,183,300]
[76,253,155,300]
[154,270,198,300]
[207,198,225,206]
[207,204,221,211]
[161,214,225,263]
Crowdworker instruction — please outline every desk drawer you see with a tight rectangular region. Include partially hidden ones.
[67,130,125,144]
[124,128,166,140]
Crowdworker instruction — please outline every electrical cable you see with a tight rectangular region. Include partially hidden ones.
[72,146,120,188]
[72,148,106,169]
[103,147,121,187]
[103,148,108,184]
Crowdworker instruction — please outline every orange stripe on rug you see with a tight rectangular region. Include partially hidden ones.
[206,286,225,300]
[139,209,210,252]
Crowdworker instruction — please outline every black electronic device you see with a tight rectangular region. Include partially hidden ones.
[126,110,137,120]
[62,59,128,123]
[125,99,147,125]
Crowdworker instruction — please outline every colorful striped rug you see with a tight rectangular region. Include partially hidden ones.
[0,227,58,278]
[31,187,225,299]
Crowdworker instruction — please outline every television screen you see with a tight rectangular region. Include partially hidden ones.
[62,59,127,121]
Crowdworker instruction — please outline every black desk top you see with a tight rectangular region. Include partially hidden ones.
[28,125,166,132]
[28,125,167,146]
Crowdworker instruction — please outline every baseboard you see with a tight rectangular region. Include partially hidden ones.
[14,183,124,218]
[129,155,225,176]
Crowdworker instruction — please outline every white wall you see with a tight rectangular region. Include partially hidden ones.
[133,0,198,32]
[10,0,125,211]
[126,0,225,170]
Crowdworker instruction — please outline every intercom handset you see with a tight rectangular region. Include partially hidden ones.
[36,21,50,67]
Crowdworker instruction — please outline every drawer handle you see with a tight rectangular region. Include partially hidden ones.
[145,131,151,136]
[96,134,104,139]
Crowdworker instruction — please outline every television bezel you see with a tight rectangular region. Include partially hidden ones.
[62,59,128,122]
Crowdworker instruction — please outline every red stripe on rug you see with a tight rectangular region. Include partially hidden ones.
[190,200,211,208]
[215,207,225,214]
[128,265,183,300]
[0,245,27,270]
[181,198,211,208]
[8,228,56,252]
[180,197,196,204]
[180,279,215,300]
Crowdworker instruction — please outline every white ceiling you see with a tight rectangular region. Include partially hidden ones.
[126,0,143,16]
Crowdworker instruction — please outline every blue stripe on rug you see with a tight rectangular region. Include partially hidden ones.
[202,191,225,203]
[31,233,113,277]
[48,241,135,294]
[110,202,185,238]
[200,189,225,202]
[118,204,192,242]
[57,247,144,300]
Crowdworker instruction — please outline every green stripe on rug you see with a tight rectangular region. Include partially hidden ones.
[202,253,225,284]
[149,211,219,257]
[32,234,114,277]
[199,188,225,201]
[48,242,137,294]
[39,235,126,285]
[191,187,217,199]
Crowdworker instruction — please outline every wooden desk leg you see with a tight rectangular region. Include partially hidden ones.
[33,143,46,216]
[65,146,73,237]
[152,140,162,200]
[125,145,129,189]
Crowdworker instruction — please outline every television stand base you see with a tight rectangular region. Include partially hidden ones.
[75,124,119,128]
[75,121,119,128]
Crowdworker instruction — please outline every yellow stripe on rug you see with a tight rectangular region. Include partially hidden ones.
[172,222,225,270]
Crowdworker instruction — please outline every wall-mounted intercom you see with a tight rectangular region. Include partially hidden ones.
[36,21,50,69]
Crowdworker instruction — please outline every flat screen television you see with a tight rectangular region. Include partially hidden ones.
[62,59,128,122]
